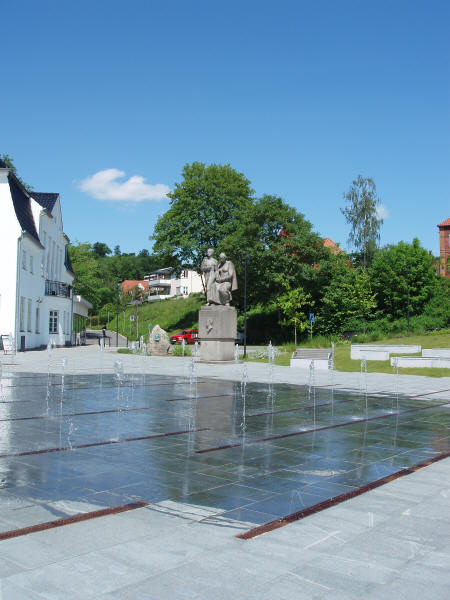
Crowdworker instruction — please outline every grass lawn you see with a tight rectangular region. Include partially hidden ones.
[92,295,204,340]
[245,331,450,377]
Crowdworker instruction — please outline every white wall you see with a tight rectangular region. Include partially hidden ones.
[73,295,92,318]
[0,170,75,350]
[36,199,74,348]
[0,169,21,340]
[16,233,46,350]
[170,270,203,296]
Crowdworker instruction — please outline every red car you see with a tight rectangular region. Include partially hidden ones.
[170,329,199,344]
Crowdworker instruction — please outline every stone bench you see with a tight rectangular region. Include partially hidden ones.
[391,356,450,369]
[351,344,421,360]
[422,348,450,358]
[290,348,332,370]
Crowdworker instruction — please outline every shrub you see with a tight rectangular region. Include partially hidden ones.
[171,344,191,357]
[237,304,290,344]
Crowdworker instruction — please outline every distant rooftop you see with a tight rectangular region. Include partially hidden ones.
[438,218,450,227]
[323,237,344,254]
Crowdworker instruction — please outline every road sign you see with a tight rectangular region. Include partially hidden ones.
[130,315,135,322]
[309,313,315,323]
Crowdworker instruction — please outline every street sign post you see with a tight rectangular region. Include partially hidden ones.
[309,313,315,340]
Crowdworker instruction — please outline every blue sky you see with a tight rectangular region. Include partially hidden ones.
[3,0,449,255]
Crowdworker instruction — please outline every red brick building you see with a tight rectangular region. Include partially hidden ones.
[437,218,450,277]
[323,237,344,256]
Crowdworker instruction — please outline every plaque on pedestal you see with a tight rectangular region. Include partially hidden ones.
[198,305,237,362]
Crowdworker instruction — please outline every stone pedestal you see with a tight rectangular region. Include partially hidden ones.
[198,305,237,362]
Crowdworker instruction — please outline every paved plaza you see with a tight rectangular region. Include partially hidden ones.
[0,346,449,599]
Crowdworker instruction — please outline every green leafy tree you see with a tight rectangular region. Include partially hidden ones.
[97,286,114,307]
[113,245,121,256]
[1,153,34,192]
[222,194,330,310]
[92,242,111,258]
[68,243,102,308]
[152,162,254,272]
[369,238,437,319]
[341,175,382,268]
[318,267,376,335]
[277,287,313,345]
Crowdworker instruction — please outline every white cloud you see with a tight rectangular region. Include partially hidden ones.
[376,204,389,220]
[78,168,170,203]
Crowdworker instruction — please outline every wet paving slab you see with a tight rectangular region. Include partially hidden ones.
[0,370,448,538]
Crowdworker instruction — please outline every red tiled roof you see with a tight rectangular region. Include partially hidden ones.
[121,280,149,294]
[438,218,450,227]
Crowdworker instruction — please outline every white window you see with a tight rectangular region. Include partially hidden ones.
[176,286,181,294]
[20,297,25,331]
[27,299,32,332]
[29,255,34,274]
[182,286,188,295]
[49,310,58,334]
[182,270,188,278]
[35,305,40,334]
[22,250,27,270]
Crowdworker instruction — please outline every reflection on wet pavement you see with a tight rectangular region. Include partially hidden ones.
[0,372,448,535]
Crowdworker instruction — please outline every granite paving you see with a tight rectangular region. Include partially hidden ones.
[0,346,448,599]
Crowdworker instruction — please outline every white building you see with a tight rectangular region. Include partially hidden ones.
[0,160,81,350]
[144,268,203,302]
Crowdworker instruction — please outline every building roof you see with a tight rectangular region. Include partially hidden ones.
[121,280,150,294]
[73,295,93,309]
[438,218,450,228]
[147,267,174,275]
[64,246,75,275]
[323,237,344,254]
[8,174,41,244]
[32,192,59,213]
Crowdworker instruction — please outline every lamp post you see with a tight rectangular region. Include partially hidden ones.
[405,261,410,334]
[116,282,120,347]
[243,251,248,359]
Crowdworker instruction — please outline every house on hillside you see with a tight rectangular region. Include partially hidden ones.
[121,280,150,303]
[121,268,203,304]
[0,159,88,350]
[145,268,203,301]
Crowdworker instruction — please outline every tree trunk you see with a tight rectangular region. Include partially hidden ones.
[294,326,297,347]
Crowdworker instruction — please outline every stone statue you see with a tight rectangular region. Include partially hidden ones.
[198,250,238,360]
[215,253,238,306]
[201,248,219,306]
